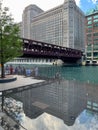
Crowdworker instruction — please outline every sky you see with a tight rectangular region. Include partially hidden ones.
[21,110,98,130]
[2,0,98,22]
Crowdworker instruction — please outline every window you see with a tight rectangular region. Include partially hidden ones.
[87,25,92,28]
[87,29,92,33]
[92,61,97,64]
[94,19,98,23]
[87,52,91,56]
[93,44,98,50]
[93,15,98,19]
[87,45,92,51]
[94,23,98,27]
[94,38,98,41]
[93,52,98,57]
[93,33,98,36]
[87,34,91,37]
[93,102,98,107]
[87,17,92,20]
[88,21,92,24]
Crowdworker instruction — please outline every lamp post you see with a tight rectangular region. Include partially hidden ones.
[0,1,1,76]
[0,27,4,78]
[0,0,5,78]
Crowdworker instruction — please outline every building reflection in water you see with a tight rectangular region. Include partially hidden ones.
[9,79,98,126]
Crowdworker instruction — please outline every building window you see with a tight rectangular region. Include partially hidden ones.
[87,33,92,36]
[93,15,98,19]
[93,52,98,57]
[94,23,98,27]
[88,21,92,24]
[93,43,98,51]
[87,17,92,20]
[93,19,98,23]
[87,29,92,33]
[87,52,91,57]
[93,33,98,36]
[87,25,92,28]
[87,45,92,51]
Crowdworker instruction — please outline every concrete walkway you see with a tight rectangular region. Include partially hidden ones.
[0,126,4,130]
[0,75,44,92]
[0,75,45,129]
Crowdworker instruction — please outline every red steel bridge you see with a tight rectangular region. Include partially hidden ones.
[22,38,83,63]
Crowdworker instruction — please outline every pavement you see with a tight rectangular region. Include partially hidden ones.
[0,75,45,130]
[0,126,4,130]
[0,75,17,83]
[0,75,44,92]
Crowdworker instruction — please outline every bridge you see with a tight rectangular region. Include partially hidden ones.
[22,38,83,63]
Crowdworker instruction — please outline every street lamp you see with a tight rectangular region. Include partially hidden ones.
[0,27,4,78]
[0,1,5,78]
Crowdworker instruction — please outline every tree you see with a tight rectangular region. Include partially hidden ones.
[0,0,22,78]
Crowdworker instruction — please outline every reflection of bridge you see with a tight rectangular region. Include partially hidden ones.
[22,38,83,63]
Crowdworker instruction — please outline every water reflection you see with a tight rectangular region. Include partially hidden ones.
[21,112,70,130]
[21,110,98,130]
[8,79,98,128]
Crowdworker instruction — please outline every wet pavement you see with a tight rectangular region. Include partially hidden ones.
[0,75,44,92]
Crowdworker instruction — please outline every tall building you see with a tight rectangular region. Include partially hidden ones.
[22,4,44,39]
[85,10,98,65]
[22,0,85,50]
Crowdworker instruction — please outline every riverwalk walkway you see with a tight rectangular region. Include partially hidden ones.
[0,75,46,130]
[0,73,60,130]
[0,75,45,92]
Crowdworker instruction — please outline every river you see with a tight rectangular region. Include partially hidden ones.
[36,65,98,85]
[3,65,98,130]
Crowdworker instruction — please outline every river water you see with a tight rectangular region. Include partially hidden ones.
[4,65,98,130]
[35,65,98,85]
[1,65,98,85]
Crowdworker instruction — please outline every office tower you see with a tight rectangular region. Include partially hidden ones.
[22,0,85,50]
[22,4,44,39]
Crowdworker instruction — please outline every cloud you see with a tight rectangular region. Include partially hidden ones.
[75,0,81,7]
[21,113,70,130]
[21,111,98,130]
[91,0,98,4]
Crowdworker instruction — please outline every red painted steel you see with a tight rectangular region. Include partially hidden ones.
[22,38,83,62]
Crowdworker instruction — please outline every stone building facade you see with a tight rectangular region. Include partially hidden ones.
[21,0,85,51]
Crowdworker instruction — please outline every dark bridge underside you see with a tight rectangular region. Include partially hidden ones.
[22,38,83,63]
[22,53,80,63]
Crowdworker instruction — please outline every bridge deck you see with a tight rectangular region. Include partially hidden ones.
[22,38,83,63]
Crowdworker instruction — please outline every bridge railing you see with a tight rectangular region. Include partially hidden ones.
[22,38,83,59]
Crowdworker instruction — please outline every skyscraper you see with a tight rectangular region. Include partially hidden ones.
[22,4,43,39]
[22,0,85,51]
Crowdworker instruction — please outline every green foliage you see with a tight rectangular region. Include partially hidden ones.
[0,0,22,64]
[0,0,22,77]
